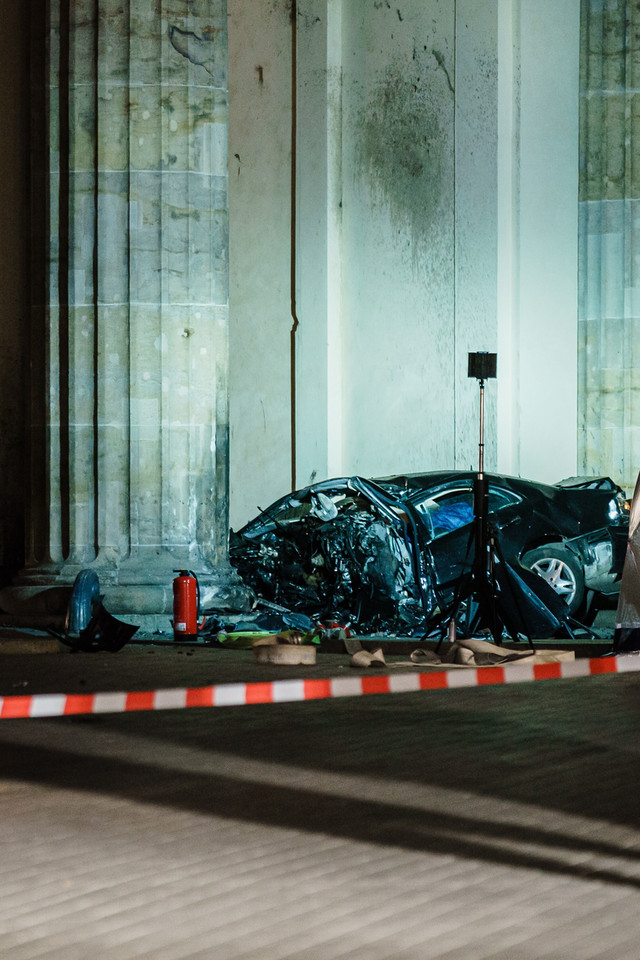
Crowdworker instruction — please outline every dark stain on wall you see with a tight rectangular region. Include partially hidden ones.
[265,0,295,18]
[353,56,451,250]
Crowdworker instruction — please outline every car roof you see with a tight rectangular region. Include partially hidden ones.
[373,470,559,498]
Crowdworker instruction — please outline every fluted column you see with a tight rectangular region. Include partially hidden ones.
[4,0,251,622]
[578,0,640,493]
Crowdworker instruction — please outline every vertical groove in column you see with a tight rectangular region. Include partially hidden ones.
[128,0,139,557]
[159,0,169,553]
[161,0,185,555]
[67,0,98,563]
[92,0,100,559]
[128,0,163,558]
[58,0,70,561]
[621,10,632,482]
[28,0,56,566]
[577,0,588,476]
[579,2,606,480]
[213,7,231,566]
[96,0,133,566]
[125,0,132,560]
[593,0,606,476]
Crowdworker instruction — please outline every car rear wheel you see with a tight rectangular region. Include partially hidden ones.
[521,544,585,615]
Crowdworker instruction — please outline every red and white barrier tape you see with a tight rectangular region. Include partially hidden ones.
[0,655,639,719]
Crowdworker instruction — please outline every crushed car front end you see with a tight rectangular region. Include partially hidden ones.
[229,478,435,633]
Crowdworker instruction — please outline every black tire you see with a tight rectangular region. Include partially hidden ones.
[521,544,585,615]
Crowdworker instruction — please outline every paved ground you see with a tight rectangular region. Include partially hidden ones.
[1,613,639,959]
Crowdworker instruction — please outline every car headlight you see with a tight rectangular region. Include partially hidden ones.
[608,494,630,523]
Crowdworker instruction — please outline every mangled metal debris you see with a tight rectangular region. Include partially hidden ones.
[230,477,428,635]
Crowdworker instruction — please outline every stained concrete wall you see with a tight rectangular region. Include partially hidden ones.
[336,0,498,479]
[229,0,582,530]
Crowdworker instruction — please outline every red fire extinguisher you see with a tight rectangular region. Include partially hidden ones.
[172,570,206,641]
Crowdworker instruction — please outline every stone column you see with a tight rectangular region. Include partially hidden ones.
[3,0,251,624]
[578,0,640,494]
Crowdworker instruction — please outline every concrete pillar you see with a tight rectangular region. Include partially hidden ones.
[3,0,251,625]
[497,0,580,485]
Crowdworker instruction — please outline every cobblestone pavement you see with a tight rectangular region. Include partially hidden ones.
[0,637,639,959]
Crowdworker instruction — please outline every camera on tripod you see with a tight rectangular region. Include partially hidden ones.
[433,349,571,647]
[468,351,497,382]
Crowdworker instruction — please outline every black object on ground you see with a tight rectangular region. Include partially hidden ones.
[62,570,139,652]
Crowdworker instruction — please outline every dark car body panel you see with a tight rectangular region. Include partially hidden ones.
[376,471,627,596]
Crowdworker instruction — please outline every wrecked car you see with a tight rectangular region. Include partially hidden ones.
[229,471,629,635]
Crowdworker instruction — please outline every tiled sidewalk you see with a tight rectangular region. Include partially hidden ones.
[0,641,639,959]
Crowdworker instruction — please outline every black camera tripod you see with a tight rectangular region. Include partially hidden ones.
[435,353,561,648]
[446,354,506,643]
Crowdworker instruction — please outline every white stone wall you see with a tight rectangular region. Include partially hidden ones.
[499,0,580,484]
[227,0,581,529]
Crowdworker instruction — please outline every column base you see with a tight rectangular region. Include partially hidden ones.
[0,552,255,630]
